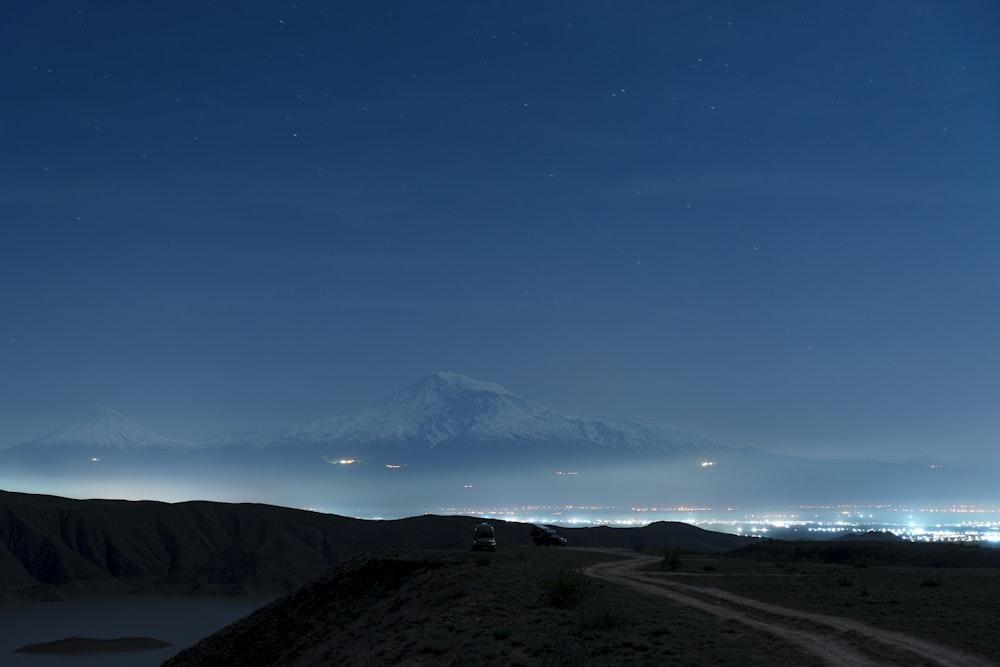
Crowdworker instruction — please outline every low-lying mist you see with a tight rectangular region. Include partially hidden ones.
[4,446,994,518]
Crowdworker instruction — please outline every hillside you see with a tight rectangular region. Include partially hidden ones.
[0,490,751,601]
[0,490,363,599]
[163,544,1000,666]
[163,549,808,667]
[726,539,1000,568]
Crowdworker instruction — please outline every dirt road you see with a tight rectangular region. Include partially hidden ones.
[583,551,996,667]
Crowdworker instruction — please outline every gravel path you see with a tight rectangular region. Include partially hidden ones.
[583,551,997,667]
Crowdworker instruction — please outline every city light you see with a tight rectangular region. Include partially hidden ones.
[323,457,359,465]
[425,503,1000,543]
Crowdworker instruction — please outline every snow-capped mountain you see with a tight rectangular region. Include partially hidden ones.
[216,372,722,458]
[15,407,196,451]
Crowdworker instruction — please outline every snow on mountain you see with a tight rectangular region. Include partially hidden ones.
[17,407,197,451]
[224,372,721,456]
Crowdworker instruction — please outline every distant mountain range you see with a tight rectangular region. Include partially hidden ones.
[208,372,722,459]
[4,373,998,510]
[8,372,723,462]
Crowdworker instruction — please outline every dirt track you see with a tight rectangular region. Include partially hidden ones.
[583,551,997,667]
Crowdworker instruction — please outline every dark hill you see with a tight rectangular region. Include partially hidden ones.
[0,489,370,599]
[558,521,752,552]
[0,490,752,600]
[835,530,905,542]
[726,539,1000,568]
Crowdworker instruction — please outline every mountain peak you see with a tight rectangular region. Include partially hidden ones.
[271,373,718,457]
[418,372,514,396]
[339,372,529,446]
[21,407,190,450]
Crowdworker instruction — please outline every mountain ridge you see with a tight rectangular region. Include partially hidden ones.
[4,373,998,512]
[208,372,722,458]
[14,407,199,451]
[11,373,718,460]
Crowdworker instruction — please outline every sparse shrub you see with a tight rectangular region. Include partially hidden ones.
[621,638,652,652]
[542,566,591,609]
[660,548,681,571]
[476,555,492,567]
[431,587,465,605]
[919,578,941,588]
[859,587,871,597]
[702,563,716,572]
[837,577,853,587]
[493,629,511,640]
[417,636,451,655]
[578,606,624,632]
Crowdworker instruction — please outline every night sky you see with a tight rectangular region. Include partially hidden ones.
[2,1,998,460]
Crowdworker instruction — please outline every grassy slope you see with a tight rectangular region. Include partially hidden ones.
[165,547,810,667]
[168,541,1000,666]
[651,541,1000,662]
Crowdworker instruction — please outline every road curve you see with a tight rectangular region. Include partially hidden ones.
[582,551,996,667]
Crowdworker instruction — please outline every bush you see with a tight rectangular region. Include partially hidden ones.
[542,566,591,609]
[578,606,625,632]
[661,548,681,571]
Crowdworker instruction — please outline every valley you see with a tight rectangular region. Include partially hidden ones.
[3,374,997,524]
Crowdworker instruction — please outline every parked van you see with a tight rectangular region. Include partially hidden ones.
[471,522,497,551]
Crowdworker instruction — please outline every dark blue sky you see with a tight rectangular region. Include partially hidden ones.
[2,1,998,460]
